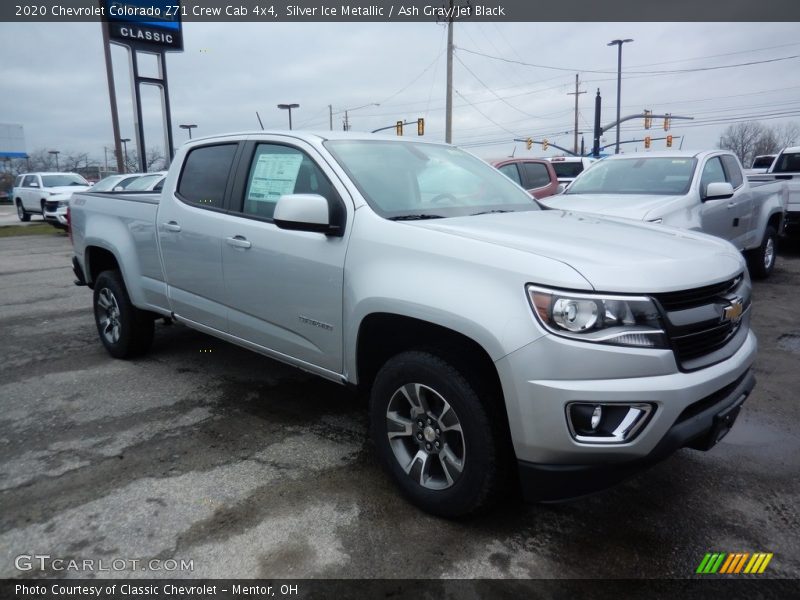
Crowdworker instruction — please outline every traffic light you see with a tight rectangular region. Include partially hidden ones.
[396,121,403,136]
[666,135,673,148]
[526,138,532,150]
[542,139,549,151]
[644,136,651,149]
[417,118,424,136]
[644,109,652,130]
[664,114,671,131]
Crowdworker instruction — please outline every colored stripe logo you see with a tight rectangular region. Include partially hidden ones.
[696,552,773,574]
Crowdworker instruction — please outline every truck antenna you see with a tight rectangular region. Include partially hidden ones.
[256,112,264,130]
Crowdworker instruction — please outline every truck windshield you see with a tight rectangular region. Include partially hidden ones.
[41,174,89,187]
[324,139,539,219]
[566,157,697,195]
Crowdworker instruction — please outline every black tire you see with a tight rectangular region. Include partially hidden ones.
[369,350,510,518]
[16,201,30,222]
[93,270,154,359]
[746,225,777,280]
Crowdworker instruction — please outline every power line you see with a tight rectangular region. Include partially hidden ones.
[456,46,800,76]
[454,53,541,118]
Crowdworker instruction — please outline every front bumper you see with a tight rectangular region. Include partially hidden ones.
[517,367,755,501]
[44,204,68,227]
[495,323,757,500]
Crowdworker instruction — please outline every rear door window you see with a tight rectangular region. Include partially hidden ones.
[521,162,552,189]
[177,143,238,208]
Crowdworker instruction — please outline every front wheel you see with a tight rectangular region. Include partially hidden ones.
[369,350,509,517]
[93,270,154,358]
[16,201,30,222]
[746,225,777,279]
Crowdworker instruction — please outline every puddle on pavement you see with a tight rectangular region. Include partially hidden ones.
[777,332,800,354]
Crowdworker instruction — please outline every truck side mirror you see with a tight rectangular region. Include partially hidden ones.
[273,194,343,237]
[702,181,734,201]
[29,182,39,188]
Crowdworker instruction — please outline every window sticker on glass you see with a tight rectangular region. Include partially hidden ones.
[248,153,304,202]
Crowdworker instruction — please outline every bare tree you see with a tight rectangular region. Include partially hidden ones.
[120,147,166,173]
[773,122,800,149]
[718,121,767,166]
[752,127,778,159]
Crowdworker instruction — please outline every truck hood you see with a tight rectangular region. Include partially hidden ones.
[539,193,686,221]
[411,210,743,293]
[48,185,92,198]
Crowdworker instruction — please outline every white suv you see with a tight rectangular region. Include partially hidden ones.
[13,172,91,227]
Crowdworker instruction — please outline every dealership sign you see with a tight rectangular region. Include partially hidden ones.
[102,0,183,51]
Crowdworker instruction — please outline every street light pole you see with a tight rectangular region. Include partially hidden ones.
[608,38,633,155]
[48,150,60,170]
[179,124,197,139]
[277,103,300,130]
[120,138,130,173]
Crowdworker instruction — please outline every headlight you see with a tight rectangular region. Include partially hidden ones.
[527,285,667,348]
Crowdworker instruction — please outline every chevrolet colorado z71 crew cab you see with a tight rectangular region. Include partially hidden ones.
[69,132,757,517]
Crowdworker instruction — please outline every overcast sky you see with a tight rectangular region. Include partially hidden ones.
[2,21,799,164]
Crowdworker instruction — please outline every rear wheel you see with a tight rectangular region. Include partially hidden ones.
[16,201,30,222]
[369,350,509,517]
[93,270,154,358]
[746,225,777,279]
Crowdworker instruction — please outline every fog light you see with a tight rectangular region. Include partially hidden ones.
[567,402,654,444]
[591,405,602,430]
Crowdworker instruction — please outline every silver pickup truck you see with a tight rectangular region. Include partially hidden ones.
[747,145,800,238]
[540,151,787,279]
[69,132,757,517]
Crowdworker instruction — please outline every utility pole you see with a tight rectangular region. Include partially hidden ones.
[445,0,454,144]
[592,89,602,157]
[567,74,585,155]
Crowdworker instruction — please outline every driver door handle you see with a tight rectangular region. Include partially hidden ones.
[163,221,181,232]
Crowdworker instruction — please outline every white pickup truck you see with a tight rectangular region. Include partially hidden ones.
[540,151,787,279]
[69,132,757,516]
[747,145,800,238]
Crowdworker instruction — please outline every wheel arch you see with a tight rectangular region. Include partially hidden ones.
[355,313,509,425]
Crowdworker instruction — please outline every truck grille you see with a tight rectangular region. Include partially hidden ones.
[45,200,59,212]
[652,275,748,370]
[654,275,741,311]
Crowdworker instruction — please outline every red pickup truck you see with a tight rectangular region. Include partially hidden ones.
[487,158,561,199]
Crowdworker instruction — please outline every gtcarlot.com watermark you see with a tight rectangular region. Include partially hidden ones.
[15,554,194,573]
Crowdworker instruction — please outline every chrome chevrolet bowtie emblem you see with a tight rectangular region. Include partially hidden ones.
[723,299,744,322]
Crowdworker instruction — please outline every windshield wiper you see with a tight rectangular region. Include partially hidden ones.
[470,209,513,216]
[388,214,445,221]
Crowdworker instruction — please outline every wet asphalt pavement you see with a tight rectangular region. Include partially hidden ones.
[0,232,798,580]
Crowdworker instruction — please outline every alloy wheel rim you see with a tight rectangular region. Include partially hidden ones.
[764,237,775,270]
[385,383,466,490]
[97,288,121,344]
